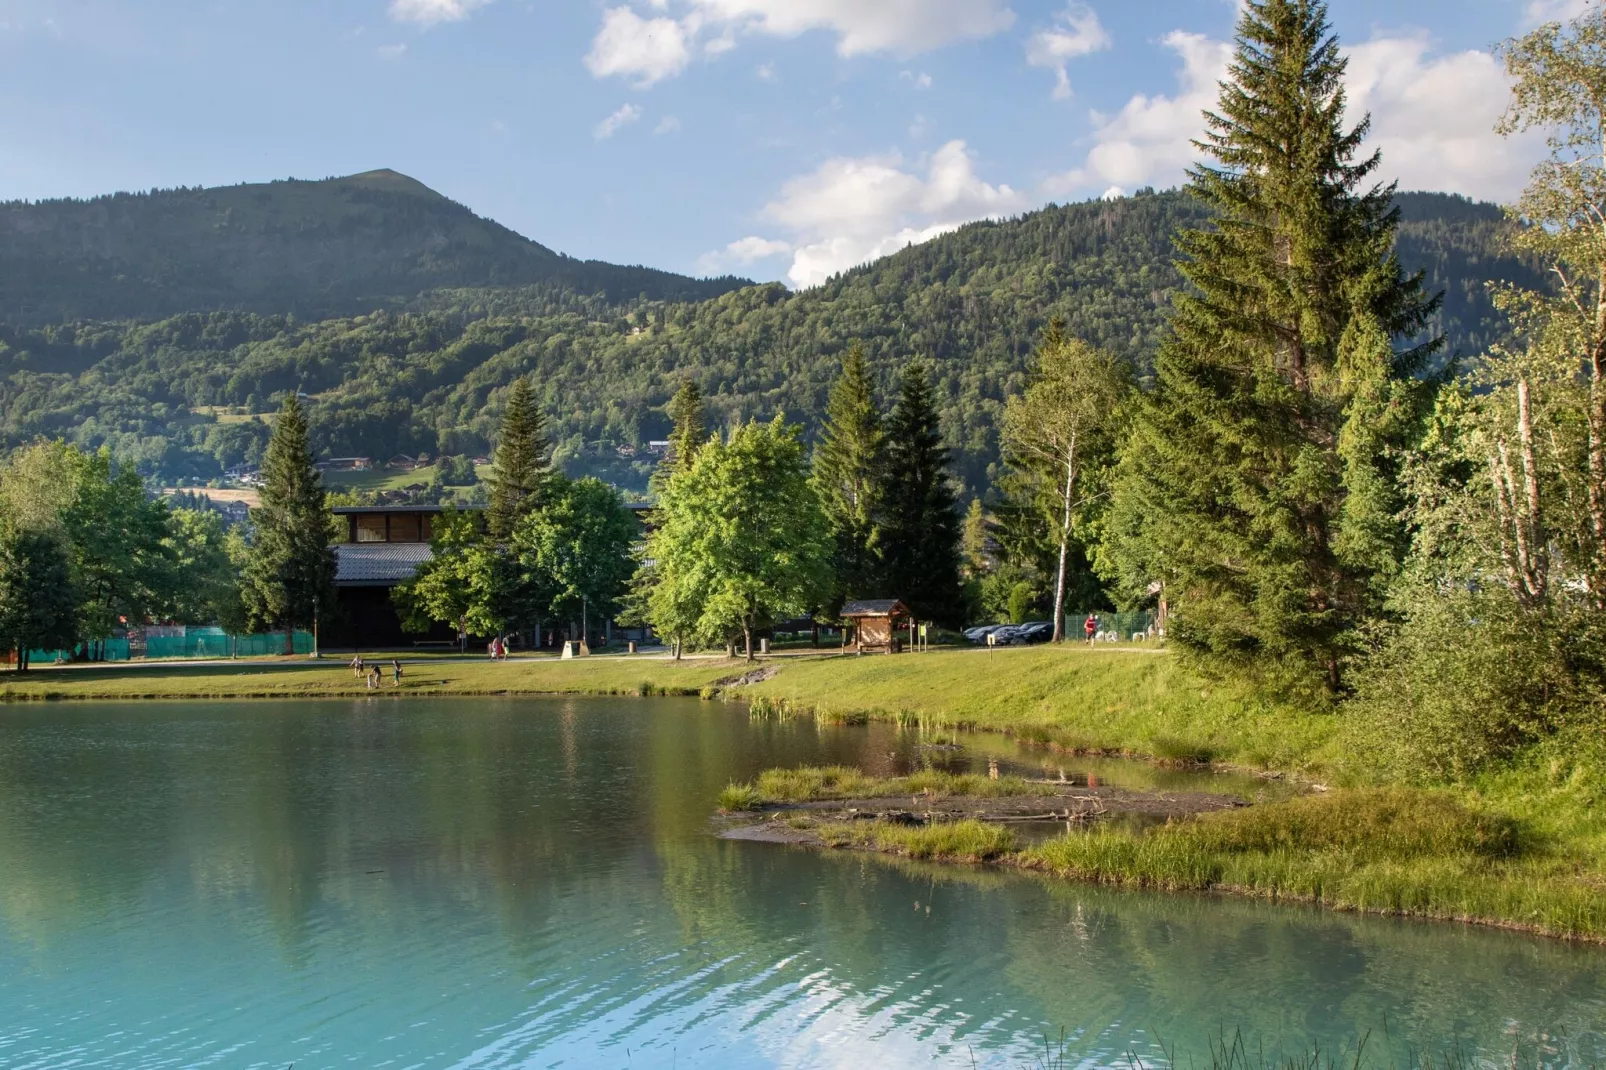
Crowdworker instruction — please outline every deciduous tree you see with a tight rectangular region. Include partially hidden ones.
[1002,326,1132,640]
[647,418,831,660]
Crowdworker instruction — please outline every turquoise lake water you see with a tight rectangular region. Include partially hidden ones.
[0,697,1602,1068]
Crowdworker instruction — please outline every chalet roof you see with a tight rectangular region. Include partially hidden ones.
[334,543,433,587]
[840,599,908,618]
[331,504,484,515]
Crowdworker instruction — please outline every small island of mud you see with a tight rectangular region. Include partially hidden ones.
[714,765,1250,856]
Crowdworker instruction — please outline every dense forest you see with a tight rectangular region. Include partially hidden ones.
[0,168,747,323]
[0,175,1536,493]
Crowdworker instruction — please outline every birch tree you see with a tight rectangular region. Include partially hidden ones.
[1001,326,1131,641]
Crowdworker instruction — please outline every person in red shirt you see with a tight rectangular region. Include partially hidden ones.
[1084,614,1098,646]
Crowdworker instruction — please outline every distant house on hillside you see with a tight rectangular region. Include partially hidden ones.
[386,454,418,471]
[316,457,372,472]
[647,441,670,455]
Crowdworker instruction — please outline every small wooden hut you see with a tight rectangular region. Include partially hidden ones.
[840,599,910,654]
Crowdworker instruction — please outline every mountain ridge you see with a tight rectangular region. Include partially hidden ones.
[0,181,1537,492]
[0,169,749,324]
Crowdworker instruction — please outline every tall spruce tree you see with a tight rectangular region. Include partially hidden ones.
[878,361,964,626]
[243,393,337,655]
[813,345,886,607]
[486,377,552,540]
[1118,0,1439,691]
[664,379,705,482]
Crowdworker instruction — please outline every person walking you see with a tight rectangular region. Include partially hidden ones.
[351,654,364,678]
[1084,614,1098,646]
[391,658,402,688]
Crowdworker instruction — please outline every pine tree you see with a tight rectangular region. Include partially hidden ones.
[1118,0,1439,691]
[664,379,705,482]
[486,377,552,540]
[812,345,885,607]
[878,362,964,626]
[243,393,337,655]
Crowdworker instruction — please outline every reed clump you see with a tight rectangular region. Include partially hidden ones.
[717,783,763,812]
[735,765,1057,804]
[818,818,1017,862]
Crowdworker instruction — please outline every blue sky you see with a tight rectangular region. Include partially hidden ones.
[0,0,1572,287]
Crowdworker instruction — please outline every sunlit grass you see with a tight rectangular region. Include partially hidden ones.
[737,765,1056,804]
[817,818,1017,862]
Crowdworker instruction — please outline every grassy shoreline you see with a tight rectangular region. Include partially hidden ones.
[5,645,1602,942]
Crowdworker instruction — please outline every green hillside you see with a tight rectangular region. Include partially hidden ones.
[0,169,746,323]
[0,187,1535,492]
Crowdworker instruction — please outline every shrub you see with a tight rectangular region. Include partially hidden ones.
[1349,586,1606,782]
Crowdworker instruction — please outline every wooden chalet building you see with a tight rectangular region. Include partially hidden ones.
[324,504,470,649]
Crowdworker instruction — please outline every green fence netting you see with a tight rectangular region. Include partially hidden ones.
[28,630,314,663]
[145,630,314,658]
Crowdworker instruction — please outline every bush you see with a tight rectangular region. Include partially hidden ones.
[1349,586,1606,782]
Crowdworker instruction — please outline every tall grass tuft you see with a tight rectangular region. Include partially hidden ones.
[820,818,1016,861]
[736,765,1054,804]
[717,783,762,811]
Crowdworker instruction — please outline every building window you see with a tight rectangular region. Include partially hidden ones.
[355,515,387,543]
[389,514,422,542]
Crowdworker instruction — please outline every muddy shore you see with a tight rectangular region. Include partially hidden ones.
[718,781,1248,845]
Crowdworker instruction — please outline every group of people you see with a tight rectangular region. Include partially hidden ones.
[487,637,510,660]
[350,655,403,689]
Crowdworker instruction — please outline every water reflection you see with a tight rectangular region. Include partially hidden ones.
[0,698,1598,1068]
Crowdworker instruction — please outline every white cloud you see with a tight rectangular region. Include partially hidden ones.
[586,0,1013,86]
[1044,30,1229,195]
[900,69,933,89]
[1345,34,1536,202]
[1525,0,1590,24]
[388,0,490,26]
[376,42,408,59]
[584,7,691,86]
[698,235,795,272]
[1025,3,1112,100]
[756,61,777,81]
[728,139,1025,287]
[1047,27,1527,203]
[654,115,682,134]
[687,0,1016,56]
[593,102,642,139]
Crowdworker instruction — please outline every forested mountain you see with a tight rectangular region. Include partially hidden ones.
[0,169,746,323]
[0,186,1535,493]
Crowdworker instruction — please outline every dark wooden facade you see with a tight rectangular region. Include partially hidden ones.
[840,599,909,654]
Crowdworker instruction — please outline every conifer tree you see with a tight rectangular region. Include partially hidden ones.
[664,379,705,481]
[812,345,885,606]
[878,362,964,626]
[1117,0,1439,691]
[243,393,337,655]
[486,377,552,540]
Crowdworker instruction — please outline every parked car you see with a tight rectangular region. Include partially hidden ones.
[963,624,1003,643]
[989,625,1026,645]
[1018,622,1054,644]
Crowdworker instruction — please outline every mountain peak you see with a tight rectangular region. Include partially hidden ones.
[338,169,444,199]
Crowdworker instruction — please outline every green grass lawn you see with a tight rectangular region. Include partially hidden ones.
[321,464,493,493]
[0,654,736,701]
[745,645,1340,772]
